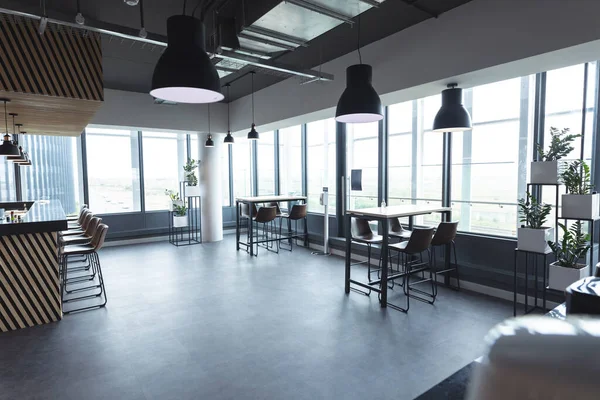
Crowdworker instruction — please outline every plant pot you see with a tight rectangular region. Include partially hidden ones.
[548,261,590,291]
[517,227,554,253]
[185,185,201,197]
[169,199,184,211]
[530,160,562,184]
[561,193,600,220]
[173,215,188,228]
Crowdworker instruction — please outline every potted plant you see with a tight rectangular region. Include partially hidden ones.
[561,159,599,219]
[517,193,553,253]
[172,203,188,228]
[548,221,591,290]
[183,158,200,196]
[165,189,183,211]
[531,127,580,184]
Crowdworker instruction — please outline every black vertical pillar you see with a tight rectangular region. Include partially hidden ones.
[274,129,280,195]
[441,131,452,208]
[301,124,307,196]
[336,122,347,237]
[252,140,258,196]
[81,130,90,207]
[378,106,388,206]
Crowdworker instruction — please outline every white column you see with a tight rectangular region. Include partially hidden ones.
[197,132,223,242]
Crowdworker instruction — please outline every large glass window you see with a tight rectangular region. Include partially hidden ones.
[347,122,379,209]
[20,134,83,215]
[388,101,413,206]
[257,131,275,195]
[142,131,188,211]
[0,157,16,202]
[307,118,336,214]
[232,137,252,199]
[279,125,302,197]
[85,127,141,214]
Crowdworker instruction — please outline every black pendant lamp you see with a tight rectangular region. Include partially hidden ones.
[150,4,223,104]
[7,117,27,163]
[0,99,19,157]
[223,84,234,145]
[247,72,259,140]
[335,15,382,124]
[432,84,472,132]
[205,105,214,147]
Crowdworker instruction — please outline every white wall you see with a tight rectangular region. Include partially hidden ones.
[92,89,228,133]
[229,0,600,134]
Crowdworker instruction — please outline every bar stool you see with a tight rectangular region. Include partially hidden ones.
[351,218,383,281]
[61,216,102,246]
[60,223,109,314]
[280,204,307,251]
[431,221,460,294]
[241,203,257,239]
[388,227,435,312]
[67,204,88,223]
[267,201,283,235]
[389,218,412,242]
[252,206,278,255]
[64,210,93,234]
[67,208,90,230]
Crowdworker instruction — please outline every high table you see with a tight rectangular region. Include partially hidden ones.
[344,205,452,309]
[235,195,308,256]
[0,200,67,332]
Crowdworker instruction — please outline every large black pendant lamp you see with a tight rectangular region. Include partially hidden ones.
[247,72,259,140]
[335,15,382,124]
[150,2,223,104]
[205,105,214,147]
[7,117,27,163]
[223,84,234,145]
[0,99,19,157]
[432,84,472,132]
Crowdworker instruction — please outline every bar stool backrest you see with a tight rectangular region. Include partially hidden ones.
[255,206,277,223]
[91,224,109,250]
[241,204,258,218]
[288,204,307,220]
[389,217,408,233]
[352,218,375,240]
[85,217,102,237]
[431,221,459,246]
[404,227,435,254]
[266,202,282,215]
[77,208,90,224]
[80,211,93,230]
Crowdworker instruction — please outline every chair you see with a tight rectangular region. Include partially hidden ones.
[252,206,278,255]
[67,208,90,229]
[62,211,93,235]
[388,227,435,312]
[280,204,307,252]
[60,216,102,246]
[389,218,412,241]
[60,223,109,314]
[67,204,88,222]
[351,218,383,281]
[430,221,460,293]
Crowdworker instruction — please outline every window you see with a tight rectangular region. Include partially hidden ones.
[388,101,413,206]
[85,127,141,214]
[232,137,252,199]
[279,125,302,197]
[347,122,379,210]
[257,131,275,195]
[142,131,188,211]
[307,118,336,214]
[0,157,16,202]
[20,134,83,215]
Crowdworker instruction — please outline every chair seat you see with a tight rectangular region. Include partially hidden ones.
[353,234,383,244]
[389,230,412,240]
[61,235,91,244]
[389,241,409,252]
[61,229,85,236]
[61,244,94,255]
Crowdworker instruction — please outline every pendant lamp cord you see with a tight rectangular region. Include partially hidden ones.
[182,0,187,15]
[227,84,231,131]
[207,104,211,134]
[357,14,362,64]
[3,101,7,139]
[139,0,145,30]
[251,72,255,124]
[76,0,81,13]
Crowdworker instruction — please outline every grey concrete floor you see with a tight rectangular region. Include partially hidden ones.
[0,237,512,400]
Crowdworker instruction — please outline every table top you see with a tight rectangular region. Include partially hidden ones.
[0,200,68,236]
[236,195,307,203]
[346,204,451,219]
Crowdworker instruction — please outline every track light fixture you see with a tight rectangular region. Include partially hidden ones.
[124,0,139,5]
[150,2,223,104]
[335,14,382,124]
[224,84,234,145]
[432,83,472,132]
[0,99,19,157]
[247,72,259,140]
[205,105,214,147]
[75,0,85,25]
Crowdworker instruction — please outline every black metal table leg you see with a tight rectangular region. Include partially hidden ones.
[543,253,547,312]
[524,253,528,314]
[513,249,517,317]
[443,210,452,285]
[303,214,308,247]
[345,213,351,294]
[249,203,254,256]
[236,201,240,251]
[380,218,389,308]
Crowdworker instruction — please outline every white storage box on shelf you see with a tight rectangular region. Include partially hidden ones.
[548,262,590,291]
[561,193,600,220]
[530,160,562,185]
[173,215,188,228]
[185,186,201,197]
[517,227,554,253]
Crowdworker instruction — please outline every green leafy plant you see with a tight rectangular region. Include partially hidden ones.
[518,192,552,229]
[561,160,593,195]
[183,159,199,186]
[164,189,180,202]
[173,203,187,217]
[536,127,580,161]
[548,221,590,268]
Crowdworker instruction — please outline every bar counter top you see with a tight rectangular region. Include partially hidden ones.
[0,200,68,236]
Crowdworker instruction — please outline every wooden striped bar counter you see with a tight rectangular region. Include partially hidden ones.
[0,200,67,332]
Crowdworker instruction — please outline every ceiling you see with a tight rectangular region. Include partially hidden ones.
[0,0,473,102]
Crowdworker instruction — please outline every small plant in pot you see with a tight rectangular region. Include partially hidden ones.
[517,192,553,253]
[165,189,183,211]
[172,203,188,228]
[561,159,599,219]
[548,221,591,290]
[183,158,200,197]
[531,127,580,184]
